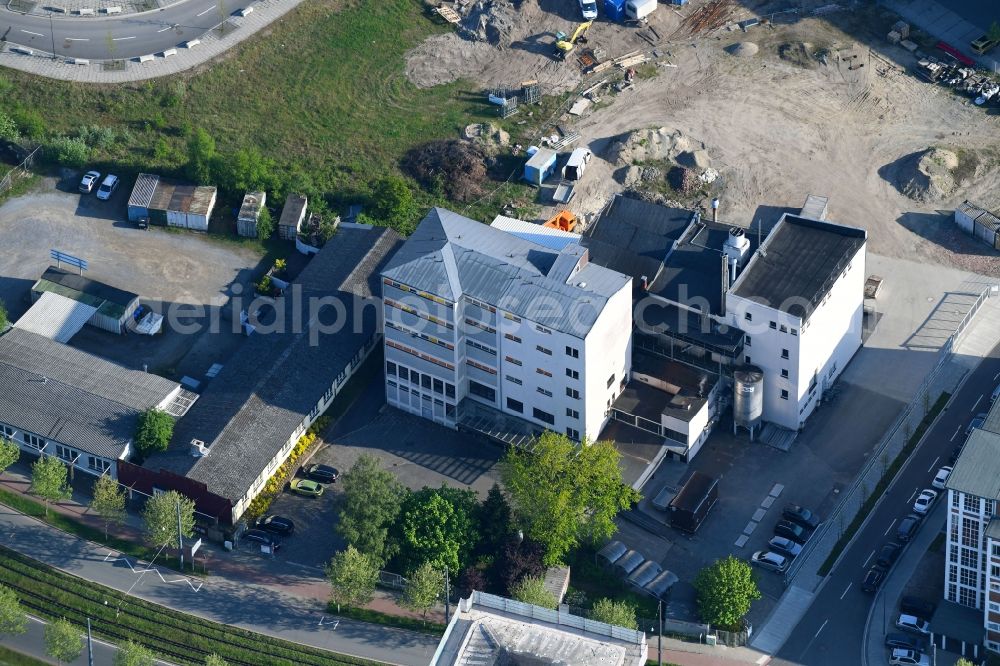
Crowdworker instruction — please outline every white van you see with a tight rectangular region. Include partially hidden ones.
[625,0,657,22]
[578,0,598,20]
[562,148,593,181]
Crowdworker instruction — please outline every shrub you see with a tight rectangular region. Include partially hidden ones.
[403,140,489,203]
[256,207,274,240]
[45,136,89,168]
[510,576,556,609]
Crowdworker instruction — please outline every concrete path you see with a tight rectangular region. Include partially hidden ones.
[0,504,440,666]
[749,584,814,654]
[0,0,308,81]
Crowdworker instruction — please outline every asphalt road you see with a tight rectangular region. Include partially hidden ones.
[774,341,1000,666]
[0,0,244,60]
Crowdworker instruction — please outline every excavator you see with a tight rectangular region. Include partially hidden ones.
[553,20,593,60]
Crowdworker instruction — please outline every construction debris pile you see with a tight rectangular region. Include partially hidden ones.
[893,147,964,203]
[604,127,719,196]
[454,0,525,45]
[674,0,737,38]
[403,139,493,202]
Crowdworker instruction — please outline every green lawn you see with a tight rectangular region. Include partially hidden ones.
[2,0,499,208]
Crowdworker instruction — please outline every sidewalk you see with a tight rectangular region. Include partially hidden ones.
[0,465,443,664]
[651,639,771,666]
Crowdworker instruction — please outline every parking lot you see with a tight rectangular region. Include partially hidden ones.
[253,372,503,569]
[0,177,265,378]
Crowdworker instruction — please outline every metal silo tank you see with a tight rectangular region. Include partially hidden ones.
[733,366,764,435]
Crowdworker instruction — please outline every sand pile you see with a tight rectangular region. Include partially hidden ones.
[726,42,759,57]
[459,0,523,45]
[605,128,705,166]
[899,148,960,202]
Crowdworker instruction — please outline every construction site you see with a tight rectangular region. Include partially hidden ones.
[409,0,1000,276]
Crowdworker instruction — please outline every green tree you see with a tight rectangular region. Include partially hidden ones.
[589,598,638,630]
[142,490,195,550]
[186,127,217,184]
[397,485,477,575]
[0,436,19,476]
[475,483,512,556]
[45,618,82,665]
[30,455,71,517]
[224,146,276,193]
[693,556,761,629]
[256,206,274,240]
[325,545,380,613]
[337,454,407,562]
[205,655,229,666]
[135,408,174,456]
[510,576,556,609]
[0,299,7,330]
[91,473,127,541]
[115,639,155,666]
[0,111,18,142]
[954,659,976,666]
[370,176,418,232]
[0,584,27,636]
[501,432,640,565]
[401,561,444,621]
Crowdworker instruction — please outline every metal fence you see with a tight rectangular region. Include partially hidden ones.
[0,146,39,196]
[784,284,997,586]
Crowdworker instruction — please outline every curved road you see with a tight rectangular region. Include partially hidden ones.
[1,0,243,60]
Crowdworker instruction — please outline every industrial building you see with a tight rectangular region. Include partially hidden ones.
[278,193,308,241]
[128,223,402,525]
[381,207,633,443]
[30,266,140,335]
[429,591,648,666]
[127,173,218,232]
[0,327,191,479]
[943,399,1000,657]
[235,191,267,238]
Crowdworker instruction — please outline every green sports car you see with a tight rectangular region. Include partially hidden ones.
[288,479,324,497]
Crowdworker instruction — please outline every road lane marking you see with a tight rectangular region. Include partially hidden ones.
[863,549,875,568]
[907,488,919,504]
[928,456,940,472]
[112,36,136,41]
[21,30,44,36]
[951,424,962,442]
[840,582,852,599]
[65,37,89,41]
[157,25,173,32]
[972,394,983,411]
[196,6,214,15]
[994,371,999,381]
[884,518,897,536]
[814,619,828,639]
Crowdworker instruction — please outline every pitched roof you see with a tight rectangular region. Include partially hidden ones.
[947,427,1000,499]
[383,208,630,337]
[0,328,180,458]
[729,214,866,320]
[142,225,403,503]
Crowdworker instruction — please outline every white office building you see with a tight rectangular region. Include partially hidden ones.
[381,208,633,442]
[725,214,867,430]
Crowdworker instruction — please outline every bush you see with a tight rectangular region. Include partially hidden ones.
[510,576,556,609]
[589,598,638,630]
[403,140,489,203]
[0,112,18,142]
[256,207,274,240]
[46,136,89,168]
[245,431,317,520]
[10,107,44,140]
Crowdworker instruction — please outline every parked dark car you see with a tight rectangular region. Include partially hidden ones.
[862,566,885,593]
[896,515,921,543]
[254,515,295,536]
[304,463,340,483]
[885,632,925,652]
[876,543,903,569]
[782,504,820,530]
[900,596,936,620]
[774,520,809,544]
[242,529,281,550]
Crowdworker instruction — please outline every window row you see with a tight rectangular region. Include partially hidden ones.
[386,362,456,399]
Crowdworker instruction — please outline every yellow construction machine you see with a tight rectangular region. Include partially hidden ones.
[554,20,593,60]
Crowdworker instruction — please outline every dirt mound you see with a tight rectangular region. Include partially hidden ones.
[605,128,704,166]
[778,42,814,68]
[726,42,758,57]
[896,148,961,202]
[464,123,510,157]
[459,0,523,45]
[677,149,711,169]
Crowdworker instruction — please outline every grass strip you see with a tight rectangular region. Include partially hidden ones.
[0,486,207,575]
[0,645,49,666]
[333,604,446,636]
[818,392,950,576]
[0,545,383,666]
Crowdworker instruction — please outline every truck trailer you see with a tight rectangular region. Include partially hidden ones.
[667,472,719,533]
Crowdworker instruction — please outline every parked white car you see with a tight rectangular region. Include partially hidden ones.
[913,489,937,515]
[96,174,119,201]
[889,648,929,666]
[895,614,930,635]
[750,551,787,573]
[931,466,952,490]
[79,170,101,194]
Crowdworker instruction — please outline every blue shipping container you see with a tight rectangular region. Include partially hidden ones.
[672,0,689,5]
[604,0,626,22]
[523,148,557,186]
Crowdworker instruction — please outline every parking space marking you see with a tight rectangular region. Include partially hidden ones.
[814,619,828,639]
[927,456,940,473]
[907,488,919,504]
[840,582,852,599]
[972,394,983,411]
[951,424,962,441]
[884,518,897,536]
[863,549,875,568]
[21,29,44,36]
[994,371,999,381]
[317,616,339,629]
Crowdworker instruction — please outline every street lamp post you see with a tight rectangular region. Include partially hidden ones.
[444,568,451,624]
[657,599,662,666]
[176,500,184,571]
[49,13,56,60]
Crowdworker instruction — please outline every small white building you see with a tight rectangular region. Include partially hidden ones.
[382,208,633,442]
[236,191,267,238]
[725,214,867,430]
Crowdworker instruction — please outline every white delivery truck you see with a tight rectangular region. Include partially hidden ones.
[562,148,593,181]
[625,0,657,22]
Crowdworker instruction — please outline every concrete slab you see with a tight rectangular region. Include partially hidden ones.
[761,496,776,509]
[752,507,767,522]
[769,483,784,498]
[743,521,758,536]
[735,534,749,548]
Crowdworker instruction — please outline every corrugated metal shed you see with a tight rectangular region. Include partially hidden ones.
[127,173,159,209]
[279,193,308,240]
[238,191,265,222]
[954,200,1000,250]
[490,215,579,251]
[13,292,97,343]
